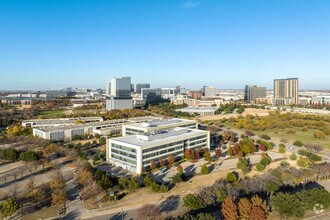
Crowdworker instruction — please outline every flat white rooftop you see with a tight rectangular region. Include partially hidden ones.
[128,118,195,128]
[110,128,207,147]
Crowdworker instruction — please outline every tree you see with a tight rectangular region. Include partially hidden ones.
[215,148,222,157]
[19,150,40,162]
[118,177,130,190]
[271,192,304,218]
[238,198,251,219]
[167,155,174,168]
[183,194,206,210]
[226,172,238,183]
[297,159,308,168]
[201,164,209,175]
[184,149,191,160]
[203,149,212,163]
[128,176,140,192]
[266,182,279,197]
[150,160,156,170]
[1,198,19,218]
[27,187,45,208]
[172,173,183,184]
[216,188,227,203]
[137,204,161,220]
[159,158,164,167]
[195,148,201,159]
[250,206,267,220]
[96,174,112,190]
[143,175,154,187]
[51,188,66,207]
[221,197,238,220]
[236,158,250,175]
[256,163,265,172]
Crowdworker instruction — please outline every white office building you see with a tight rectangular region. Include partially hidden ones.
[33,116,158,142]
[107,128,210,174]
[122,118,197,136]
[106,77,133,110]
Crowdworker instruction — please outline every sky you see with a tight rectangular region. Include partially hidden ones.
[0,0,330,90]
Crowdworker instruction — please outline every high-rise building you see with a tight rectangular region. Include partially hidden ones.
[141,88,162,105]
[106,77,133,110]
[136,83,150,93]
[274,78,299,104]
[203,86,216,97]
[244,85,267,102]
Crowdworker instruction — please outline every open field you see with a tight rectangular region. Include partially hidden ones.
[36,110,65,117]
[223,121,330,148]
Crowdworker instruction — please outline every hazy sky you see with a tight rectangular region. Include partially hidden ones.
[1,0,330,90]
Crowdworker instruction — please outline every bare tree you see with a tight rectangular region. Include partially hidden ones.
[137,204,161,220]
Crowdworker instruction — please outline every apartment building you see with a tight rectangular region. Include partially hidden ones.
[107,128,210,174]
[274,78,299,104]
[244,85,267,102]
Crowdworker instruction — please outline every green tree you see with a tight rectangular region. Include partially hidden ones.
[256,163,266,172]
[226,172,238,183]
[183,194,206,210]
[201,164,209,175]
[216,188,227,203]
[1,198,19,218]
[128,176,140,192]
[203,149,212,163]
[172,172,183,184]
[297,159,308,167]
[19,150,40,162]
[271,192,304,218]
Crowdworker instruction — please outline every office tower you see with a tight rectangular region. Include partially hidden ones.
[274,78,299,104]
[203,86,216,97]
[136,83,150,93]
[141,88,162,105]
[244,85,267,102]
[106,82,111,95]
[106,77,133,110]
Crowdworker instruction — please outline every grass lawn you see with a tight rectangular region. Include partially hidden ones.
[222,121,330,148]
[37,110,65,117]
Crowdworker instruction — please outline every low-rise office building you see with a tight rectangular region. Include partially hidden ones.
[22,117,104,128]
[122,118,197,136]
[33,116,158,142]
[176,107,218,116]
[107,128,210,174]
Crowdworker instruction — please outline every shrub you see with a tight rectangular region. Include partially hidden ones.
[260,134,271,140]
[314,130,326,139]
[201,164,209,175]
[256,163,266,171]
[309,154,322,162]
[279,144,286,153]
[172,173,183,184]
[240,134,246,139]
[290,153,298,160]
[297,159,308,168]
[245,131,255,137]
[280,138,288,143]
[293,140,304,147]
[260,157,271,166]
[281,160,290,167]
[286,128,296,134]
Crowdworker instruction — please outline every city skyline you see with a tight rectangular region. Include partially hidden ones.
[1,0,330,90]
